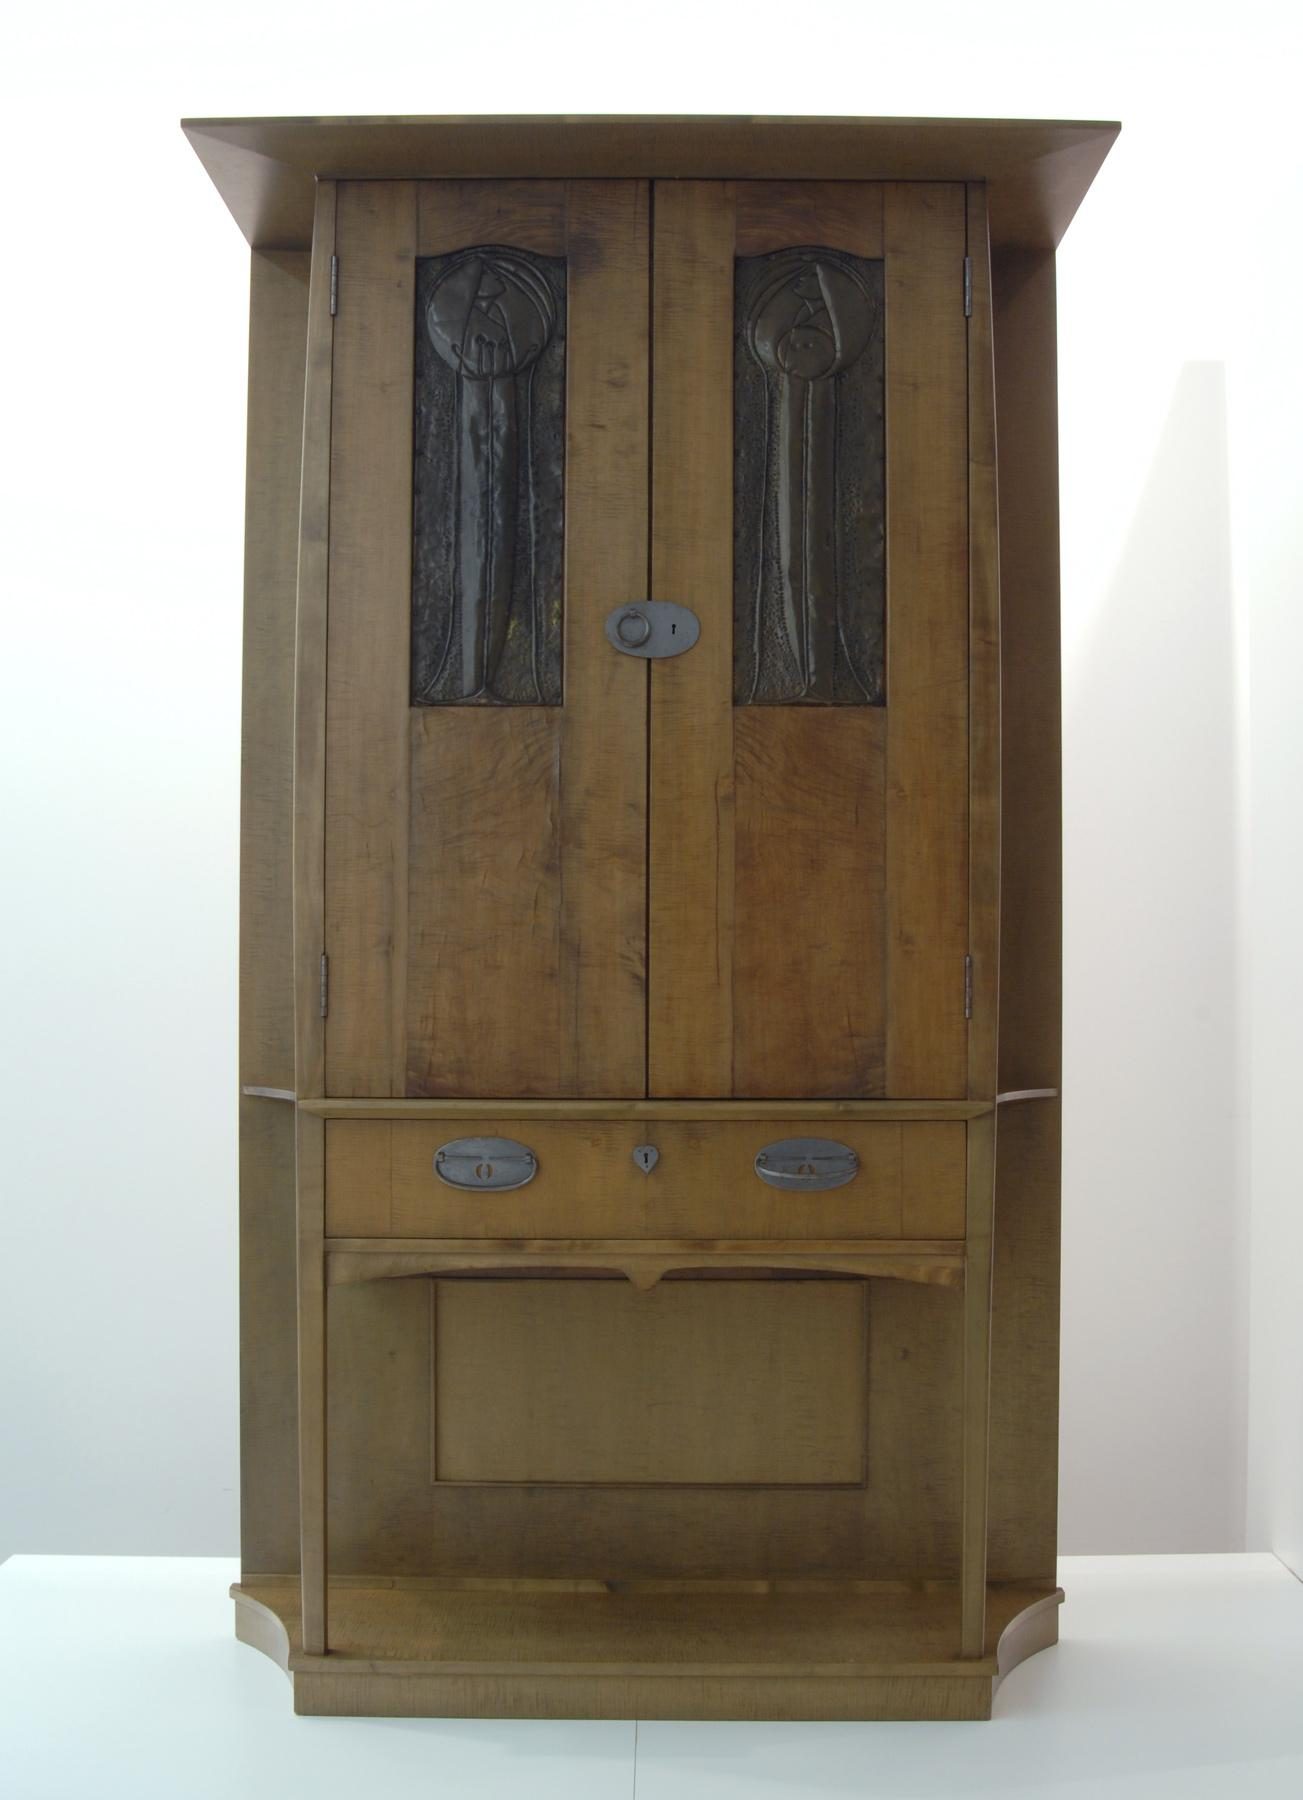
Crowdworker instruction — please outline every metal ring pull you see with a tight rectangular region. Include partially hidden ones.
[616,608,653,648]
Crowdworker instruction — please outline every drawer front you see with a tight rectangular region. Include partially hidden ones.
[324,1119,966,1239]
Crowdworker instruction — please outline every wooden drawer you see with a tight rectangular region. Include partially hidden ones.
[324,1118,967,1240]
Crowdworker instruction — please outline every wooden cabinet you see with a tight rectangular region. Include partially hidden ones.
[194,113,1116,1720]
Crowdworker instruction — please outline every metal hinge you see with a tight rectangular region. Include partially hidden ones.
[329,255,338,317]
[963,256,973,318]
[319,953,329,1019]
[964,954,974,1019]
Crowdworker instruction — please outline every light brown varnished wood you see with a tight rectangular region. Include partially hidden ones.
[296,1110,327,1654]
[431,1280,867,1485]
[555,180,650,1093]
[960,1110,997,1656]
[322,1269,961,1580]
[987,245,1063,1590]
[405,708,565,1095]
[322,1117,966,1241]
[324,181,415,1096]
[293,181,334,1104]
[331,180,651,1099]
[734,181,884,257]
[240,248,309,1578]
[653,178,956,1100]
[733,711,887,1097]
[649,179,736,1096]
[325,1246,966,1289]
[233,1575,1061,1718]
[884,182,970,1098]
[208,116,1096,1716]
[416,179,567,257]
[300,1097,993,1120]
[182,114,1118,253]
[967,184,1002,1100]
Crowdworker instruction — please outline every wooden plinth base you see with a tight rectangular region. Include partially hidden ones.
[232,1577,1062,1720]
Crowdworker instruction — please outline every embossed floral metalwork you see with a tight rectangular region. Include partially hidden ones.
[734,246,885,705]
[412,246,566,705]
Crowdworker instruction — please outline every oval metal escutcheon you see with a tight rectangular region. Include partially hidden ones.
[434,1137,538,1192]
[754,1138,859,1192]
[604,601,700,660]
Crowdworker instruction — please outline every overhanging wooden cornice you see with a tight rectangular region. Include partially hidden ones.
[181,114,1118,253]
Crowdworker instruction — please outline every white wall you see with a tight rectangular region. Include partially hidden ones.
[1,0,1297,1561]
[1240,163,1303,1577]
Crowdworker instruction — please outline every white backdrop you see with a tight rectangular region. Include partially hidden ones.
[2,0,1299,1564]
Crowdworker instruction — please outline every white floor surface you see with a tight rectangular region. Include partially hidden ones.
[1,1553,1301,1799]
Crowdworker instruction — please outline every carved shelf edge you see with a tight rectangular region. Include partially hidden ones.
[324,1238,966,1292]
[994,1088,1059,1106]
[299,1098,994,1121]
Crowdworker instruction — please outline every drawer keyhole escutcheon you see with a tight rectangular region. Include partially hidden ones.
[633,1144,660,1175]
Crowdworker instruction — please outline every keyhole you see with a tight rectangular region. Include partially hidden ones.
[476,1161,493,1182]
[799,1161,815,1177]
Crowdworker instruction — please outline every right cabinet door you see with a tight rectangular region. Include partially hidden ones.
[649,181,973,1100]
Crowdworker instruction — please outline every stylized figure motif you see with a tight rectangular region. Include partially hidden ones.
[421,250,557,702]
[744,250,878,702]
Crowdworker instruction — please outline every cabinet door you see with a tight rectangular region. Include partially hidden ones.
[324,181,650,1097]
[649,183,972,1099]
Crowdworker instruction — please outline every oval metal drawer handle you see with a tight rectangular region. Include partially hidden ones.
[433,1137,538,1192]
[754,1137,859,1192]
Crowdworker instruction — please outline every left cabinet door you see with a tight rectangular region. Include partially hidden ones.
[323,180,651,1098]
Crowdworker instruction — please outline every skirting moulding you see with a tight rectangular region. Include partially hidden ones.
[188,111,1118,1721]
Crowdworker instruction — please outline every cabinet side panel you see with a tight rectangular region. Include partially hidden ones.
[987,247,1061,1584]
[239,248,309,1574]
[967,185,1001,1099]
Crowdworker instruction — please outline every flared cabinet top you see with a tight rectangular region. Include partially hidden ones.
[181,113,1118,253]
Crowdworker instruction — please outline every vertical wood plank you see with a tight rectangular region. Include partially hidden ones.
[649,181,736,1097]
[296,1110,328,1654]
[558,180,649,1094]
[325,181,416,1096]
[733,710,886,1097]
[295,182,336,1102]
[992,249,1062,1097]
[960,1111,996,1655]
[240,246,309,1576]
[987,245,1063,1589]
[884,183,969,1098]
[406,709,563,1095]
[967,184,1002,1100]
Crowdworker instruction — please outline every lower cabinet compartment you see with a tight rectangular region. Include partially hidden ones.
[323,1117,968,1240]
[324,1272,963,1580]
